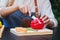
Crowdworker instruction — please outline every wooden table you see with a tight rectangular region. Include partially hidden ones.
[0,28,53,40]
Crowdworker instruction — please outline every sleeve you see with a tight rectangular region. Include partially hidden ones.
[41,0,58,27]
[0,0,9,7]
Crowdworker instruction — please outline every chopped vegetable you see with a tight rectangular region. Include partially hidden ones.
[0,21,2,28]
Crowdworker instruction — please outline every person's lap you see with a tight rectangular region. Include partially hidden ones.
[52,25,60,40]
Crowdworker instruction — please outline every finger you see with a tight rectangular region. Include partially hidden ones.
[20,6,24,13]
[42,16,49,21]
[44,19,50,24]
[29,8,31,16]
[23,7,25,13]
[20,8,23,12]
[25,6,29,14]
[44,21,50,27]
[27,6,29,12]
[23,6,28,14]
[27,6,31,16]
[20,5,26,13]
[40,15,46,19]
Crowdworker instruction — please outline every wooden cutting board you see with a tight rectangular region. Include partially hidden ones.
[0,25,4,38]
[10,28,53,36]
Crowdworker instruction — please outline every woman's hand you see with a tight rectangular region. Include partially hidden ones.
[40,15,54,28]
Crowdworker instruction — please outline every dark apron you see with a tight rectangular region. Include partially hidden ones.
[3,10,36,28]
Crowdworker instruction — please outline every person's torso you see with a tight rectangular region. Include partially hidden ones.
[18,0,43,16]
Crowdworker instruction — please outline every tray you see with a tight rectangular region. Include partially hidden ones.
[10,28,53,36]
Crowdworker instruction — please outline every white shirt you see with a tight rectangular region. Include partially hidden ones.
[0,0,9,7]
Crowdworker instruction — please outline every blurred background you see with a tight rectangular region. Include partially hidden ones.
[50,0,60,40]
[50,0,60,25]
